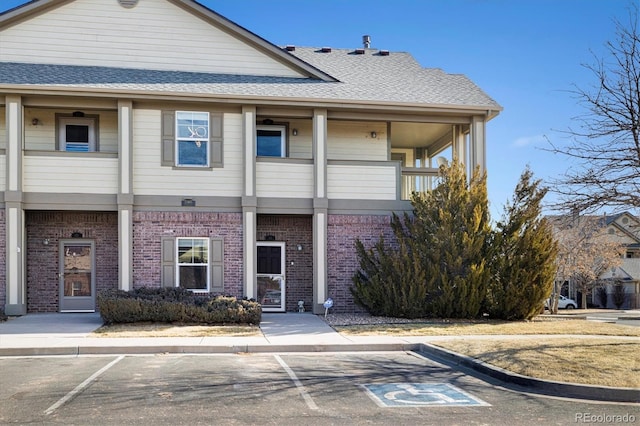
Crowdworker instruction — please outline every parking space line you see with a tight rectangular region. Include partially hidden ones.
[274,355,319,411]
[44,355,124,416]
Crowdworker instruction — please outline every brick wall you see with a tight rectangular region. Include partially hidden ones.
[132,211,244,297]
[0,211,5,311]
[257,215,313,312]
[327,214,394,313]
[25,211,119,312]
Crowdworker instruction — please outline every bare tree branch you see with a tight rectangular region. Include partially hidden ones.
[545,5,640,214]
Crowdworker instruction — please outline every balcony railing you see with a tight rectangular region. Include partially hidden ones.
[400,167,439,200]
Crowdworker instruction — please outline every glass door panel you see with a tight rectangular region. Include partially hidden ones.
[59,241,96,312]
[257,242,285,312]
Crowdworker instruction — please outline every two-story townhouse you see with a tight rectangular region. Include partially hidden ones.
[550,212,640,309]
[0,0,501,316]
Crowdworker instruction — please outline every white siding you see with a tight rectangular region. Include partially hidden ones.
[23,109,118,152]
[133,110,243,196]
[288,120,312,159]
[327,121,387,161]
[327,164,396,200]
[0,0,303,77]
[0,107,5,150]
[256,162,314,198]
[23,156,118,193]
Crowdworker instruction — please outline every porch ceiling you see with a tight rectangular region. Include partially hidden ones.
[390,122,451,149]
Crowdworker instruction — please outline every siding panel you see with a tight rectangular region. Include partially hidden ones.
[256,162,314,198]
[133,110,243,196]
[0,0,303,77]
[327,121,387,161]
[23,156,118,193]
[327,164,396,200]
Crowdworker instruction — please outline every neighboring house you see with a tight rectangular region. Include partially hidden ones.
[597,212,640,309]
[0,0,501,315]
[550,212,640,309]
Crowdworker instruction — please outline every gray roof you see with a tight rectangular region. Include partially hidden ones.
[0,47,500,112]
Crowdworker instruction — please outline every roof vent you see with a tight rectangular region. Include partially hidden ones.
[285,45,296,52]
[378,50,390,56]
[118,0,139,8]
[363,35,371,48]
[320,47,332,53]
[354,48,365,55]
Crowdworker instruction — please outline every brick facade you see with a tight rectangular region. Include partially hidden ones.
[257,215,313,312]
[25,211,119,313]
[327,214,394,313]
[132,211,244,297]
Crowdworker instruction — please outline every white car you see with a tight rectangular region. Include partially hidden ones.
[546,295,578,310]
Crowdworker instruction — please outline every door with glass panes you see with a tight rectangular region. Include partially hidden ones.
[59,240,96,312]
[257,242,285,312]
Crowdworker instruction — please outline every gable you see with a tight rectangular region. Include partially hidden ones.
[0,0,312,78]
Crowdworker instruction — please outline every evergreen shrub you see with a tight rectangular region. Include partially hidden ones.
[97,287,261,325]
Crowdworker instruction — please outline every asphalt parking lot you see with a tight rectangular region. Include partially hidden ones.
[1,352,638,425]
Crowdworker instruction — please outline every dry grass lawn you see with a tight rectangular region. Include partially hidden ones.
[93,322,260,338]
[333,319,640,337]
[433,338,640,388]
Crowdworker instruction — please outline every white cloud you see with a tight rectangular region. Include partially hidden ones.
[512,134,547,148]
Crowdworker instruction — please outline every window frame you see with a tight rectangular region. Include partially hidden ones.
[176,237,210,292]
[256,124,287,158]
[175,111,210,167]
[56,115,99,152]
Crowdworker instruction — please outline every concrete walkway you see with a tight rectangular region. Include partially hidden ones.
[0,312,638,403]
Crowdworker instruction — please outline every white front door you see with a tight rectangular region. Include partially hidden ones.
[257,242,285,312]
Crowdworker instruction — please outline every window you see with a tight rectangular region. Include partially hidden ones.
[58,117,97,152]
[257,125,286,157]
[161,111,223,168]
[176,238,209,291]
[176,111,209,166]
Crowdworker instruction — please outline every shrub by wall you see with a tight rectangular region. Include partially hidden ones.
[97,287,261,325]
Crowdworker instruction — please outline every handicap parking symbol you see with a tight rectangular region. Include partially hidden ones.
[361,383,490,407]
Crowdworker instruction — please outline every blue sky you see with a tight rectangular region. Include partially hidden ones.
[1,0,633,217]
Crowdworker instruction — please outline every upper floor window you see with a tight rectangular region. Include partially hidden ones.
[257,125,286,157]
[176,111,209,167]
[58,116,97,152]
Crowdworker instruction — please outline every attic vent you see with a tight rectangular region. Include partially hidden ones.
[320,47,332,53]
[354,49,365,55]
[118,0,139,8]
[378,50,390,56]
[285,45,296,52]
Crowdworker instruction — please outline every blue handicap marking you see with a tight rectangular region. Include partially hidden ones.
[361,383,491,407]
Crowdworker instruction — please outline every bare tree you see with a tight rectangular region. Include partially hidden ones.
[551,215,623,311]
[547,6,640,213]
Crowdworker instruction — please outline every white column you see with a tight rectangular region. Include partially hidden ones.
[313,109,328,313]
[242,107,257,299]
[118,100,133,290]
[4,96,26,315]
[470,116,486,173]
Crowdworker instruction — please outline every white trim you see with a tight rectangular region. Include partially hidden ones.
[256,125,286,158]
[257,241,286,312]
[58,117,97,152]
[175,111,210,167]
[175,237,210,292]
[8,102,19,192]
[8,207,19,304]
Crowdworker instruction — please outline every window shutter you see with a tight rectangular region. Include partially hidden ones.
[210,237,224,293]
[161,111,175,166]
[210,112,223,168]
[161,237,176,288]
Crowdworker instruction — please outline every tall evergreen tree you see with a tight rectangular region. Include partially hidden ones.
[488,167,558,320]
[417,161,491,318]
